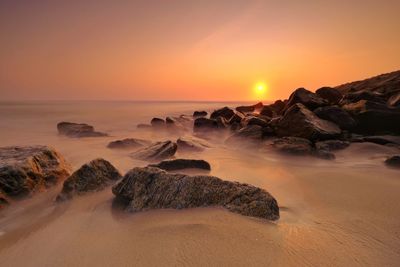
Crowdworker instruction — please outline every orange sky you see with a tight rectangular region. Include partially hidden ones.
[0,0,399,101]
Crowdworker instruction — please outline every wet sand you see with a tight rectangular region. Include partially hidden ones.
[1,101,400,266]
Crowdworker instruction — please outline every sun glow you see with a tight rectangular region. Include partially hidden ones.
[253,81,267,99]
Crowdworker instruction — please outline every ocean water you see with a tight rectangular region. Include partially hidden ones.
[0,101,400,266]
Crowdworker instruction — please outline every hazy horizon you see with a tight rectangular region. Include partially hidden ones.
[1,0,400,101]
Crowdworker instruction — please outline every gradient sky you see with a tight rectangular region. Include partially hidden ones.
[1,0,399,101]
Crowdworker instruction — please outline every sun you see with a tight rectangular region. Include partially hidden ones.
[253,82,267,97]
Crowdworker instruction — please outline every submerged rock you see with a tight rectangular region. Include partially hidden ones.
[276,103,341,140]
[315,140,350,151]
[151,118,165,127]
[149,159,211,171]
[385,156,400,168]
[227,125,263,142]
[130,141,177,161]
[193,117,218,131]
[272,137,313,155]
[177,136,210,152]
[112,167,279,220]
[57,158,122,201]
[0,146,71,199]
[107,138,151,149]
[57,122,107,138]
[137,123,152,129]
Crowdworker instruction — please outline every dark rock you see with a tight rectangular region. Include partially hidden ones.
[315,140,350,151]
[149,159,211,171]
[276,104,341,140]
[342,100,388,114]
[227,125,263,142]
[316,87,343,105]
[229,111,246,124]
[107,138,151,149]
[165,117,175,124]
[361,135,400,146]
[241,116,269,127]
[151,118,165,127]
[112,167,279,220]
[313,149,335,160]
[285,88,328,110]
[57,159,122,201]
[388,92,400,107]
[177,137,210,152]
[341,90,386,105]
[236,102,263,113]
[259,105,274,117]
[57,122,107,138]
[269,100,286,115]
[193,111,208,118]
[314,106,356,130]
[193,117,218,131]
[0,192,10,209]
[215,117,229,129]
[385,155,400,168]
[130,141,177,161]
[272,137,313,155]
[355,109,400,135]
[0,146,71,199]
[210,107,235,120]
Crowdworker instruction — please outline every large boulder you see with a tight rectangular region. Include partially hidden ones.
[57,158,121,201]
[228,111,246,124]
[107,138,151,149]
[276,104,341,140]
[259,105,274,117]
[112,167,279,220]
[269,100,286,115]
[150,118,165,127]
[0,146,71,199]
[177,136,210,152]
[315,87,343,105]
[385,155,400,168]
[210,107,235,120]
[57,122,107,138]
[285,88,327,110]
[130,141,177,161]
[149,159,211,171]
[193,118,218,131]
[314,106,356,130]
[241,116,270,127]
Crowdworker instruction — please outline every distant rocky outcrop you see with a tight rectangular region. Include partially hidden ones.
[0,146,71,199]
[112,167,279,220]
[130,141,177,161]
[57,158,121,201]
[107,138,151,149]
[57,122,107,138]
[149,159,211,171]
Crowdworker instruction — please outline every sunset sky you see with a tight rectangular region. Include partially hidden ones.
[1,0,399,101]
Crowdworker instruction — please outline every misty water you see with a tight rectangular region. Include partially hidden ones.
[0,101,400,266]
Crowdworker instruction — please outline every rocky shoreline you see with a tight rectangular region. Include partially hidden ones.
[1,70,400,220]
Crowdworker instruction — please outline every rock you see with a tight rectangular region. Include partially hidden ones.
[315,140,350,151]
[228,111,246,124]
[177,136,210,152]
[57,122,107,138]
[259,105,274,117]
[269,100,286,115]
[107,138,151,149]
[0,146,71,199]
[130,141,177,161]
[165,117,175,124]
[285,88,328,110]
[57,159,122,201]
[0,192,10,209]
[388,92,400,107]
[149,159,211,171]
[342,100,388,114]
[215,116,229,129]
[193,111,208,118]
[210,107,235,120]
[241,116,269,127]
[137,123,152,129]
[313,149,335,160]
[276,104,341,140]
[341,90,386,105]
[315,87,343,104]
[151,118,165,127]
[272,137,313,155]
[361,135,400,146]
[227,125,263,142]
[314,106,356,130]
[112,167,279,220]
[236,102,263,113]
[354,109,400,135]
[385,155,400,168]
[193,117,218,131]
